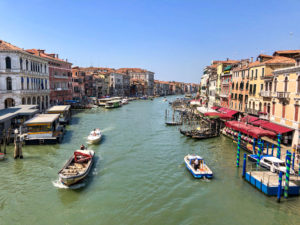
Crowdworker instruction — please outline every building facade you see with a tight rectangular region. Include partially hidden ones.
[0,40,50,111]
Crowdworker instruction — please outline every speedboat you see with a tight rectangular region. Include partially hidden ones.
[121,98,129,105]
[0,152,5,160]
[87,128,102,144]
[184,154,213,179]
[58,149,94,186]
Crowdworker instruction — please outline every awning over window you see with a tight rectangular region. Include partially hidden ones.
[224,65,232,71]
[250,119,269,126]
[261,122,294,134]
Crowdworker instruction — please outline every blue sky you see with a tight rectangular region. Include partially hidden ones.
[1,0,300,83]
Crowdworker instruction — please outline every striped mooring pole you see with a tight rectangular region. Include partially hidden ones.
[292,149,295,171]
[257,139,262,167]
[277,171,283,203]
[266,143,269,155]
[284,151,292,198]
[252,138,256,154]
[261,140,264,154]
[277,134,281,159]
[242,153,247,177]
[272,144,274,156]
[236,132,241,167]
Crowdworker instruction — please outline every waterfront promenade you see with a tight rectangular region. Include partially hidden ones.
[0,96,300,225]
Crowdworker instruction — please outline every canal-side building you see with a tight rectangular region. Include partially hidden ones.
[271,55,299,147]
[206,64,217,107]
[26,49,73,106]
[108,72,124,96]
[71,67,86,102]
[230,59,250,112]
[0,40,50,111]
[200,73,209,106]
[117,68,154,96]
[248,54,295,117]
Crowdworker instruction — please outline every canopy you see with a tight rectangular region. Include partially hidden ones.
[225,110,238,117]
[250,119,269,126]
[204,112,232,119]
[241,115,259,123]
[261,122,294,134]
[225,121,276,138]
[224,65,232,71]
[211,106,219,110]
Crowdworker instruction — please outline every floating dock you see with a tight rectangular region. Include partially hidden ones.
[244,171,300,196]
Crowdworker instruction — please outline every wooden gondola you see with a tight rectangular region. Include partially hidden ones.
[165,121,183,126]
[58,149,94,186]
[191,133,219,140]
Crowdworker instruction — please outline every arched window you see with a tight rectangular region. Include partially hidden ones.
[6,77,12,90]
[26,60,28,70]
[20,58,23,70]
[236,82,239,90]
[27,97,31,105]
[232,82,234,90]
[274,78,278,92]
[22,98,26,104]
[240,82,244,90]
[284,76,288,92]
[5,57,11,69]
[32,97,36,104]
[297,76,300,93]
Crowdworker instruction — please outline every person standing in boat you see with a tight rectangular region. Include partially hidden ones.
[194,158,199,170]
[80,144,85,150]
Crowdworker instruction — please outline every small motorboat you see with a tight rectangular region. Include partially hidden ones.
[184,154,213,179]
[58,149,94,186]
[121,99,129,105]
[87,128,102,144]
[165,121,182,126]
[163,98,167,102]
[0,152,5,160]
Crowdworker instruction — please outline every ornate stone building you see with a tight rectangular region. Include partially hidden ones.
[0,40,50,111]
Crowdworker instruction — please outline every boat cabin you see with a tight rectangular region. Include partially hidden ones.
[105,100,122,109]
[24,114,64,144]
[46,105,71,125]
[98,97,122,106]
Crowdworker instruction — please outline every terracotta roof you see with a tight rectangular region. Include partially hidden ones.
[0,40,25,52]
[26,49,71,64]
[263,56,295,65]
[117,68,147,73]
[258,54,272,58]
[273,50,300,56]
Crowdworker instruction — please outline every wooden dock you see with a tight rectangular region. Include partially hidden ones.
[245,171,300,196]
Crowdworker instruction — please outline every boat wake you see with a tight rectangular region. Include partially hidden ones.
[101,126,114,132]
[52,179,86,189]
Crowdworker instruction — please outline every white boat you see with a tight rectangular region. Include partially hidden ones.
[0,152,5,160]
[121,98,129,105]
[87,129,102,144]
[184,154,213,179]
[58,149,94,186]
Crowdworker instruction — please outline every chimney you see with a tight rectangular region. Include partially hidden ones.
[56,54,59,59]
[227,58,229,61]
[251,57,253,62]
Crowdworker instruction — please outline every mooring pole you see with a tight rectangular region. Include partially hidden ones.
[277,171,283,203]
[3,129,7,154]
[292,149,295,171]
[284,151,292,198]
[271,144,274,156]
[266,143,269,155]
[277,134,281,159]
[242,153,247,177]
[252,138,256,155]
[257,139,262,167]
[236,132,241,167]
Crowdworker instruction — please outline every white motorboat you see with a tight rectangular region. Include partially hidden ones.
[184,154,213,179]
[121,98,129,105]
[87,128,102,144]
[0,152,5,160]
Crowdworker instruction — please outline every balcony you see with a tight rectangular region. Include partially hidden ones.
[222,80,230,85]
[260,91,272,98]
[219,93,229,98]
[246,108,259,116]
[276,92,290,99]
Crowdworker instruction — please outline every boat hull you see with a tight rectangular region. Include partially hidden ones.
[87,135,102,144]
[0,153,5,160]
[184,155,213,179]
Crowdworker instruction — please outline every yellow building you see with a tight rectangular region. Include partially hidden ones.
[247,55,295,118]
[272,55,299,147]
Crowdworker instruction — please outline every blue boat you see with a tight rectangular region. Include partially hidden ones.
[184,154,213,179]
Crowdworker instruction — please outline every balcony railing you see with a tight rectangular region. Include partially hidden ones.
[219,93,229,98]
[260,91,272,98]
[276,92,290,99]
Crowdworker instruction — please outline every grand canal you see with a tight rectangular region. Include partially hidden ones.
[1,96,300,225]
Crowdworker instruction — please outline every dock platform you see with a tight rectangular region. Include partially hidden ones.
[245,171,300,196]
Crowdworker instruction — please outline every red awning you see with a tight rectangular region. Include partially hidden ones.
[247,127,276,139]
[218,107,226,112]
[225,110,239,117]
[241,115,259,123]
[261,122,294,134]
[250,119,269,126]
[211,106,219,110]
[204,112,232,119]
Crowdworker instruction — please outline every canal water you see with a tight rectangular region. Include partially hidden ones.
[1,96,300,225]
